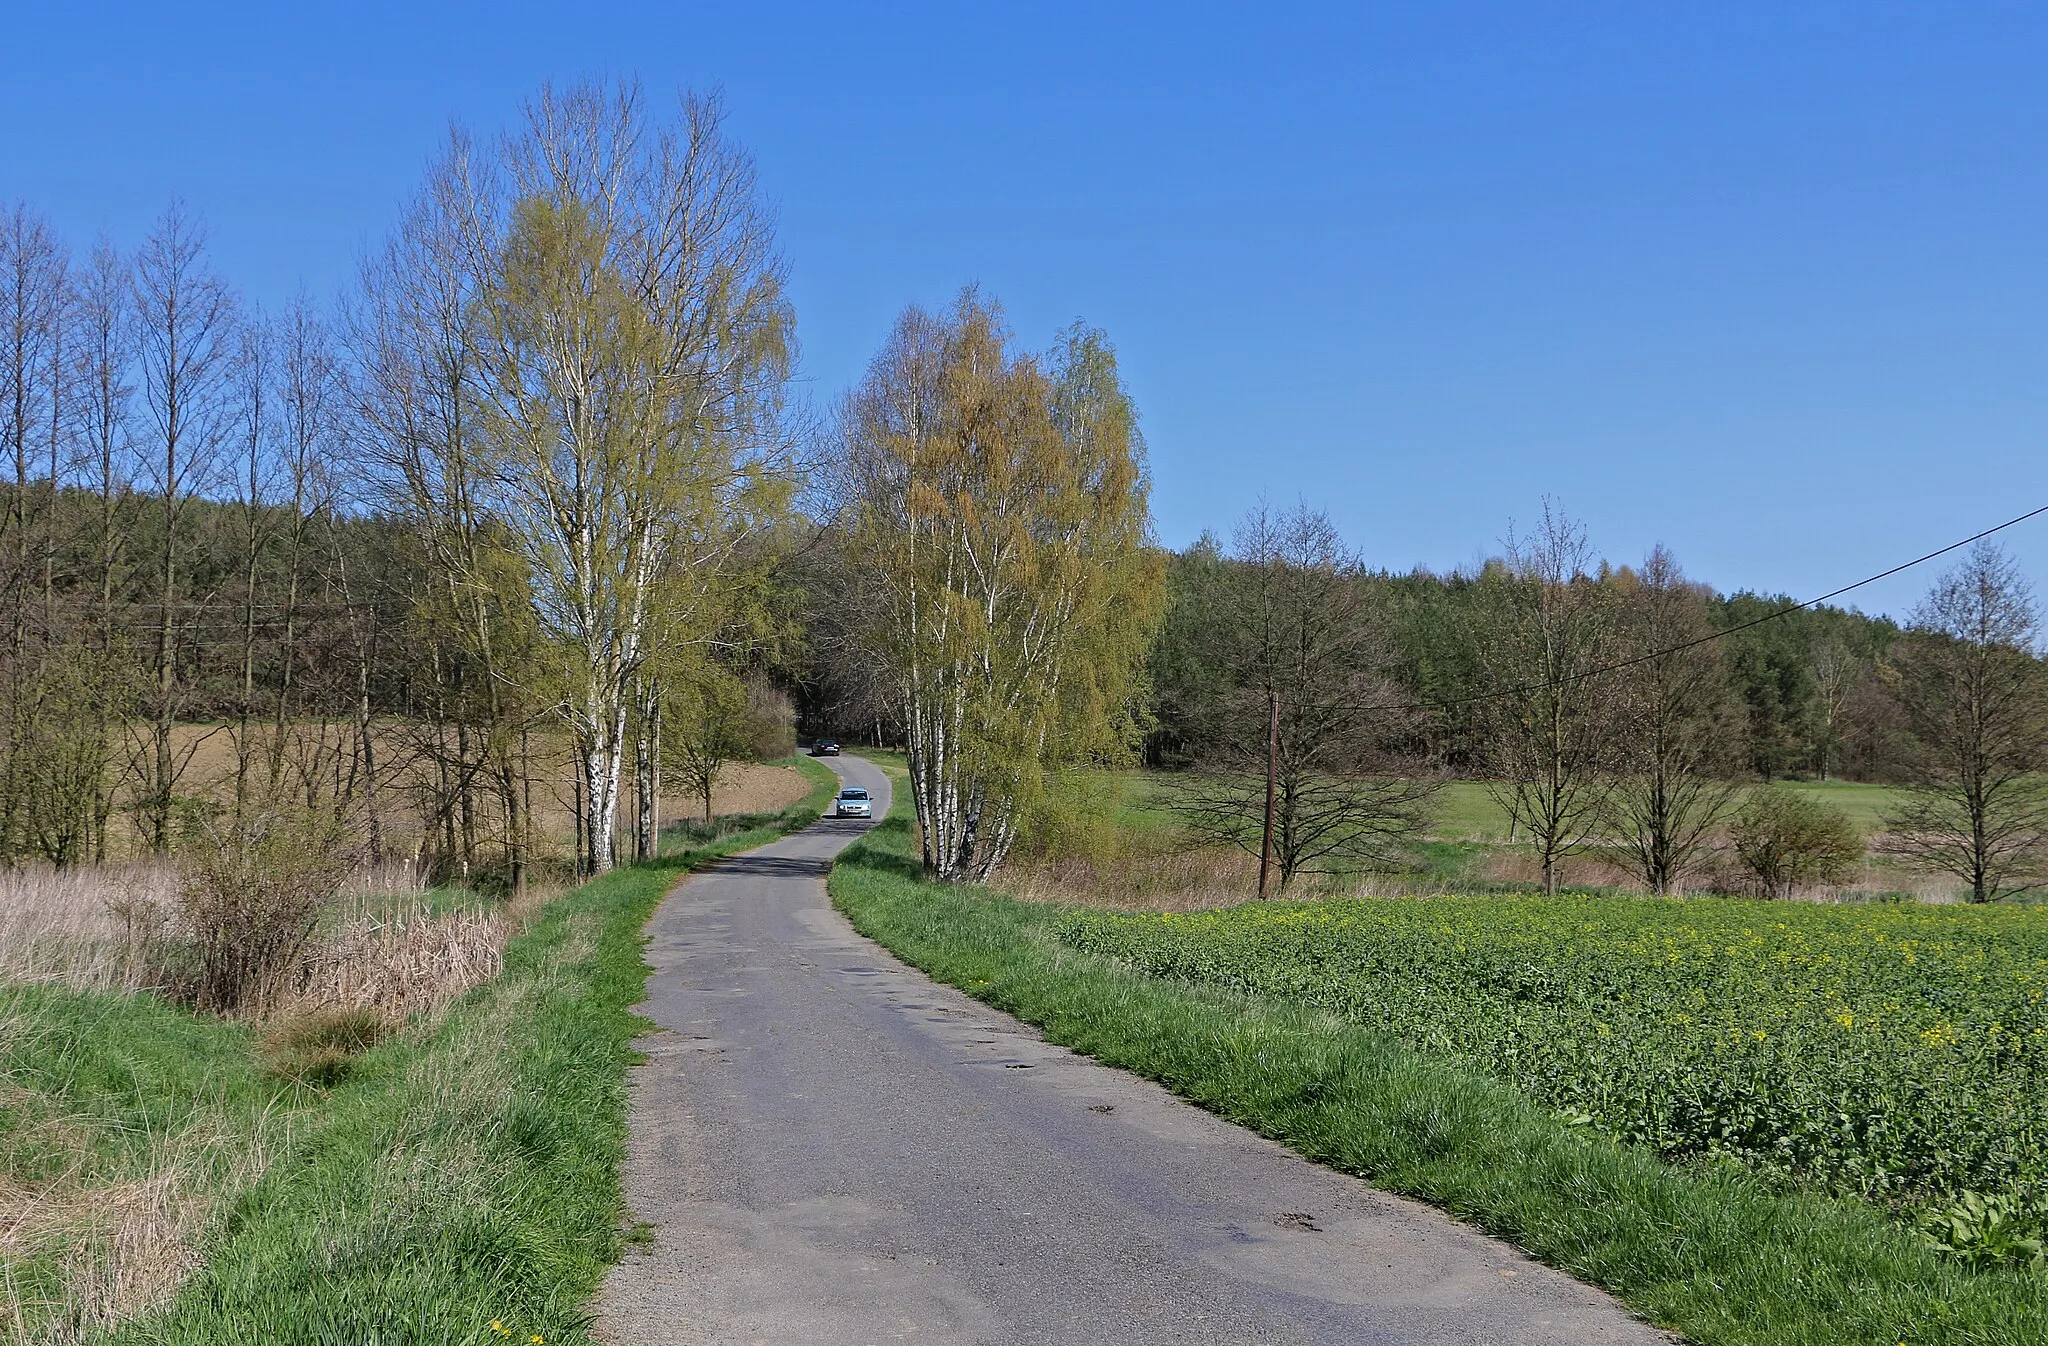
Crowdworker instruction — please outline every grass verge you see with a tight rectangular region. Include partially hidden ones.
[829,807,2048,1346]
[0,755,839,1346]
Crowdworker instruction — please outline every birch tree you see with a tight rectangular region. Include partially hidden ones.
[368,81,793,875]
[842,294,1162,882]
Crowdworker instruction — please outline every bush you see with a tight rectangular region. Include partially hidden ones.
[1015,771,1129,871]
[1730,787,1863,897]
[745,681,798,760]
[177,805,364,1013]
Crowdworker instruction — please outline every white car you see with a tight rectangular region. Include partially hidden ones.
[832,787,873,819]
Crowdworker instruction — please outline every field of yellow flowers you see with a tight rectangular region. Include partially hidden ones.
[1056,895,2048,1210]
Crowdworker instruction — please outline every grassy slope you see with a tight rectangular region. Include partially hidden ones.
[829,792,2047,1346]
[7,755,841,1346]
[0,986,286,1332]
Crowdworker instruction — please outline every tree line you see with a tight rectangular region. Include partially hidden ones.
[0,83,803,885]
[8,75,2038,907]
[1136,500,2048,901]
[1,79,1160,900]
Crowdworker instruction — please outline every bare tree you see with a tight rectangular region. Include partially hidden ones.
[1173,503,1436,890]
[1883,543,2048,901]
[0,203,70,653]
[229,310,279,814]
[1480,501,1617,896]
[75,239,133,658]
[1606,545,1738,894]
[352,146,537,887]
[130,201,238,851]
[72,239,136,859]
[0,203,72,857]
[268,298,342,794]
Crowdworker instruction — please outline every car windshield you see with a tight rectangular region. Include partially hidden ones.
[839,789,868,800]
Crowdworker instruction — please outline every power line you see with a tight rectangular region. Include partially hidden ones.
[1375,501,2048,716]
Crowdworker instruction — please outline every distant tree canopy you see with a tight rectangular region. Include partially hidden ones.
[1142,529,1909,790]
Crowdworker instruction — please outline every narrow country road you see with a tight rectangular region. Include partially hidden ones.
[598,755,1668,1346]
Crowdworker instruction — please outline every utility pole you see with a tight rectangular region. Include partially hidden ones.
[1258,687,1277,898]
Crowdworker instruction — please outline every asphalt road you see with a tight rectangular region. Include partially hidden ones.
[598,755,1668,1345]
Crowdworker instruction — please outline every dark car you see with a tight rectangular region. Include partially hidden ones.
[810,739,840,757]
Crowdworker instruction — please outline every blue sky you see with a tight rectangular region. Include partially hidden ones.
[5,2,2046,617]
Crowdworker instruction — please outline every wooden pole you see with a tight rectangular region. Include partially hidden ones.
[1259,687,1277,898]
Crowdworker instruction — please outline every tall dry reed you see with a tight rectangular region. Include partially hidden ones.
[0,864,177,994]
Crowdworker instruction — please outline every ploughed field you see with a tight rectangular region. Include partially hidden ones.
[1056,895,2048,1212]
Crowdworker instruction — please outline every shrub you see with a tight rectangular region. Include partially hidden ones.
[177,805,364,1013]
[745,680,798,760]
[1730,787,1863,897]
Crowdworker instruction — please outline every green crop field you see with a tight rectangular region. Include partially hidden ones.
[1057,895,2048,1214]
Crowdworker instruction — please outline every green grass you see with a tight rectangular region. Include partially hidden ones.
[0,755,840,1346]
[1036,771,1908,858]
[828,789,2048,1346]
[1777,781,1912,835]
[1430,779,1909,842]
[0,984,294,1333]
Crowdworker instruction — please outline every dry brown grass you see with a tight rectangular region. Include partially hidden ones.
[0,1104,276,1345]
[0,854,517,1023]
[1473,845,1966,903]
[276,907,504,1025]
[2,1165,204,1343]
[1006,825,1974,911]
[698,761,813,817]
[130,724,812,865]
[0,864,177,994]
[1005,843,1268,912]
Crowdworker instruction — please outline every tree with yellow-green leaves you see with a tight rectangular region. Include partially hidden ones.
[358,79,795,875]
[839,291,1163,882]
